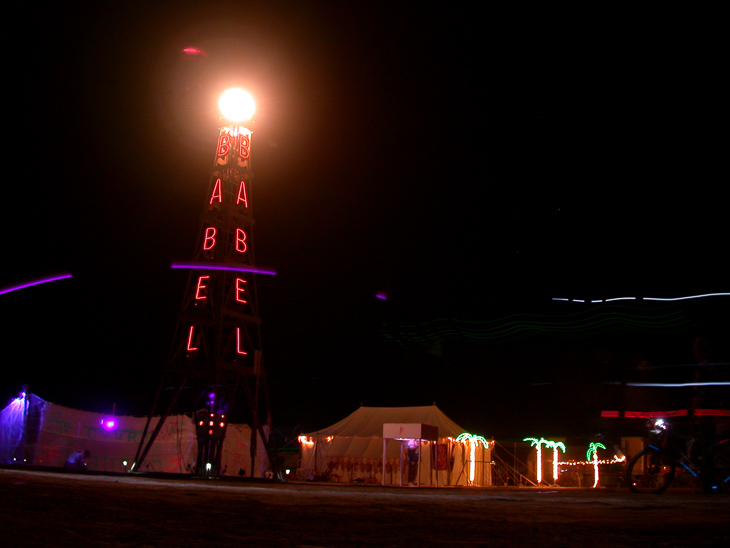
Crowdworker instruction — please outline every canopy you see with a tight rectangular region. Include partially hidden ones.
[299,405,491,486]
[304,405,466,439]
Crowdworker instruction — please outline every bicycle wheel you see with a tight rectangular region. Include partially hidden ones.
[714,439,730,493]
[627,447,675,494]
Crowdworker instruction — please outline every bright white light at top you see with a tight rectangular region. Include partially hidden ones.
[219,88,256,122]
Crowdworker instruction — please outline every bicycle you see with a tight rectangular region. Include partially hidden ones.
[627,418,730,494]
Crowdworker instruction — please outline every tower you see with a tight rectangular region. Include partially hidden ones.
[133,89,275,476]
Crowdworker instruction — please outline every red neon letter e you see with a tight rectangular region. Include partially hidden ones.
[235,278,247,303]
[195,276,210,300]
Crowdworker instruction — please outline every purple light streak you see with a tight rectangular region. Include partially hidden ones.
[0,273,73,296]
[171,262,277,275]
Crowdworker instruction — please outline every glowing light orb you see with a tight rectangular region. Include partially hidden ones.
[219,88,255,122]
[100,418,117,431]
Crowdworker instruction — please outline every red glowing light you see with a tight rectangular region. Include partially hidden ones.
[235,278,247,303]
[210,178,223,204]
[238,133,250,159]
[182,47,206,56]
[236,181,248,208]
[195,276,209,300]
[203,227,216,250]
[236,327,247,355]
[217,134,232,157]
[235,228,247,253]
[186,326,198,351]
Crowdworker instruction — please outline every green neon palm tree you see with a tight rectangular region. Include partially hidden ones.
[586,442,606,488]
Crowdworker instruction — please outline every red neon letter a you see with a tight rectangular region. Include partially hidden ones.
[209,179,223,204]
[236,180,248,208]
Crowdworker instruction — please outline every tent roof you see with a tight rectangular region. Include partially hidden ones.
[304,405,465,439]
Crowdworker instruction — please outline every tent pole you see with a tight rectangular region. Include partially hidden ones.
[399,441,404,487]
[382,438,386,486]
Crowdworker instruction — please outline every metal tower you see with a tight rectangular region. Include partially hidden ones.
[133,93,275,476]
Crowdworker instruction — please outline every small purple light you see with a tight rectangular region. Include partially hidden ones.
[376,292,388,300]
[101,418,117,431]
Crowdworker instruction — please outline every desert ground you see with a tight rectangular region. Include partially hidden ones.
[1,467,728,547]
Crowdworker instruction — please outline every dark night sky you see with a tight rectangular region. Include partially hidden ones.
[4,3,728,440]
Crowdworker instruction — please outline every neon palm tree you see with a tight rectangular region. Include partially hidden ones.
[586,442,606,488]
[524,437,549,484]
[456,433,489,485]
[545,440,566,484]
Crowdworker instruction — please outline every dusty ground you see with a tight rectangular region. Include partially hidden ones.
[1,467,729,547]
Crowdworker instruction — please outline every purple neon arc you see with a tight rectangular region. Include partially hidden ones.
[0,273,73,296]
[171,262,277,276]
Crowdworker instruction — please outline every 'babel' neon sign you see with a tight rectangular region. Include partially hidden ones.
[184,123,257,360]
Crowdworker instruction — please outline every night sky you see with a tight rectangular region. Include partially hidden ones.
[4,3,728,441]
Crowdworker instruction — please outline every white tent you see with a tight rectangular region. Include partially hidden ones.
[298,405,492,486]
[0,392,268,477]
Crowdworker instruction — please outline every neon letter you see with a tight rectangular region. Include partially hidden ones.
[195,276,210,300]
[235,278,247,303]
[235,228,247,253]
[203,227,216,250]
[236,328,248,355]
[238,133,250,158]
[187,326,198,351]
[236,180,248,208]
[217,134,231,157]
[209,178,223,204]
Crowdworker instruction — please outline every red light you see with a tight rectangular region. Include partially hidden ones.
[236,328,248,355]
[217,133,232,157]
[235,278,247,303]
[219,422,225,428]
[203,227,216,250]
[235,228,247,253]
[195,276,209,300]
[186,326,198,351]
[238,133,250,159]
[209,430,214,435]
[209,178,223,204]
[236,181,248,208]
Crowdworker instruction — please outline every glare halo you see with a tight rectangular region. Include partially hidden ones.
[219,88,256,122]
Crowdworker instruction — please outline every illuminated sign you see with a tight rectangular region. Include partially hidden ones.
[181,122,258,366]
